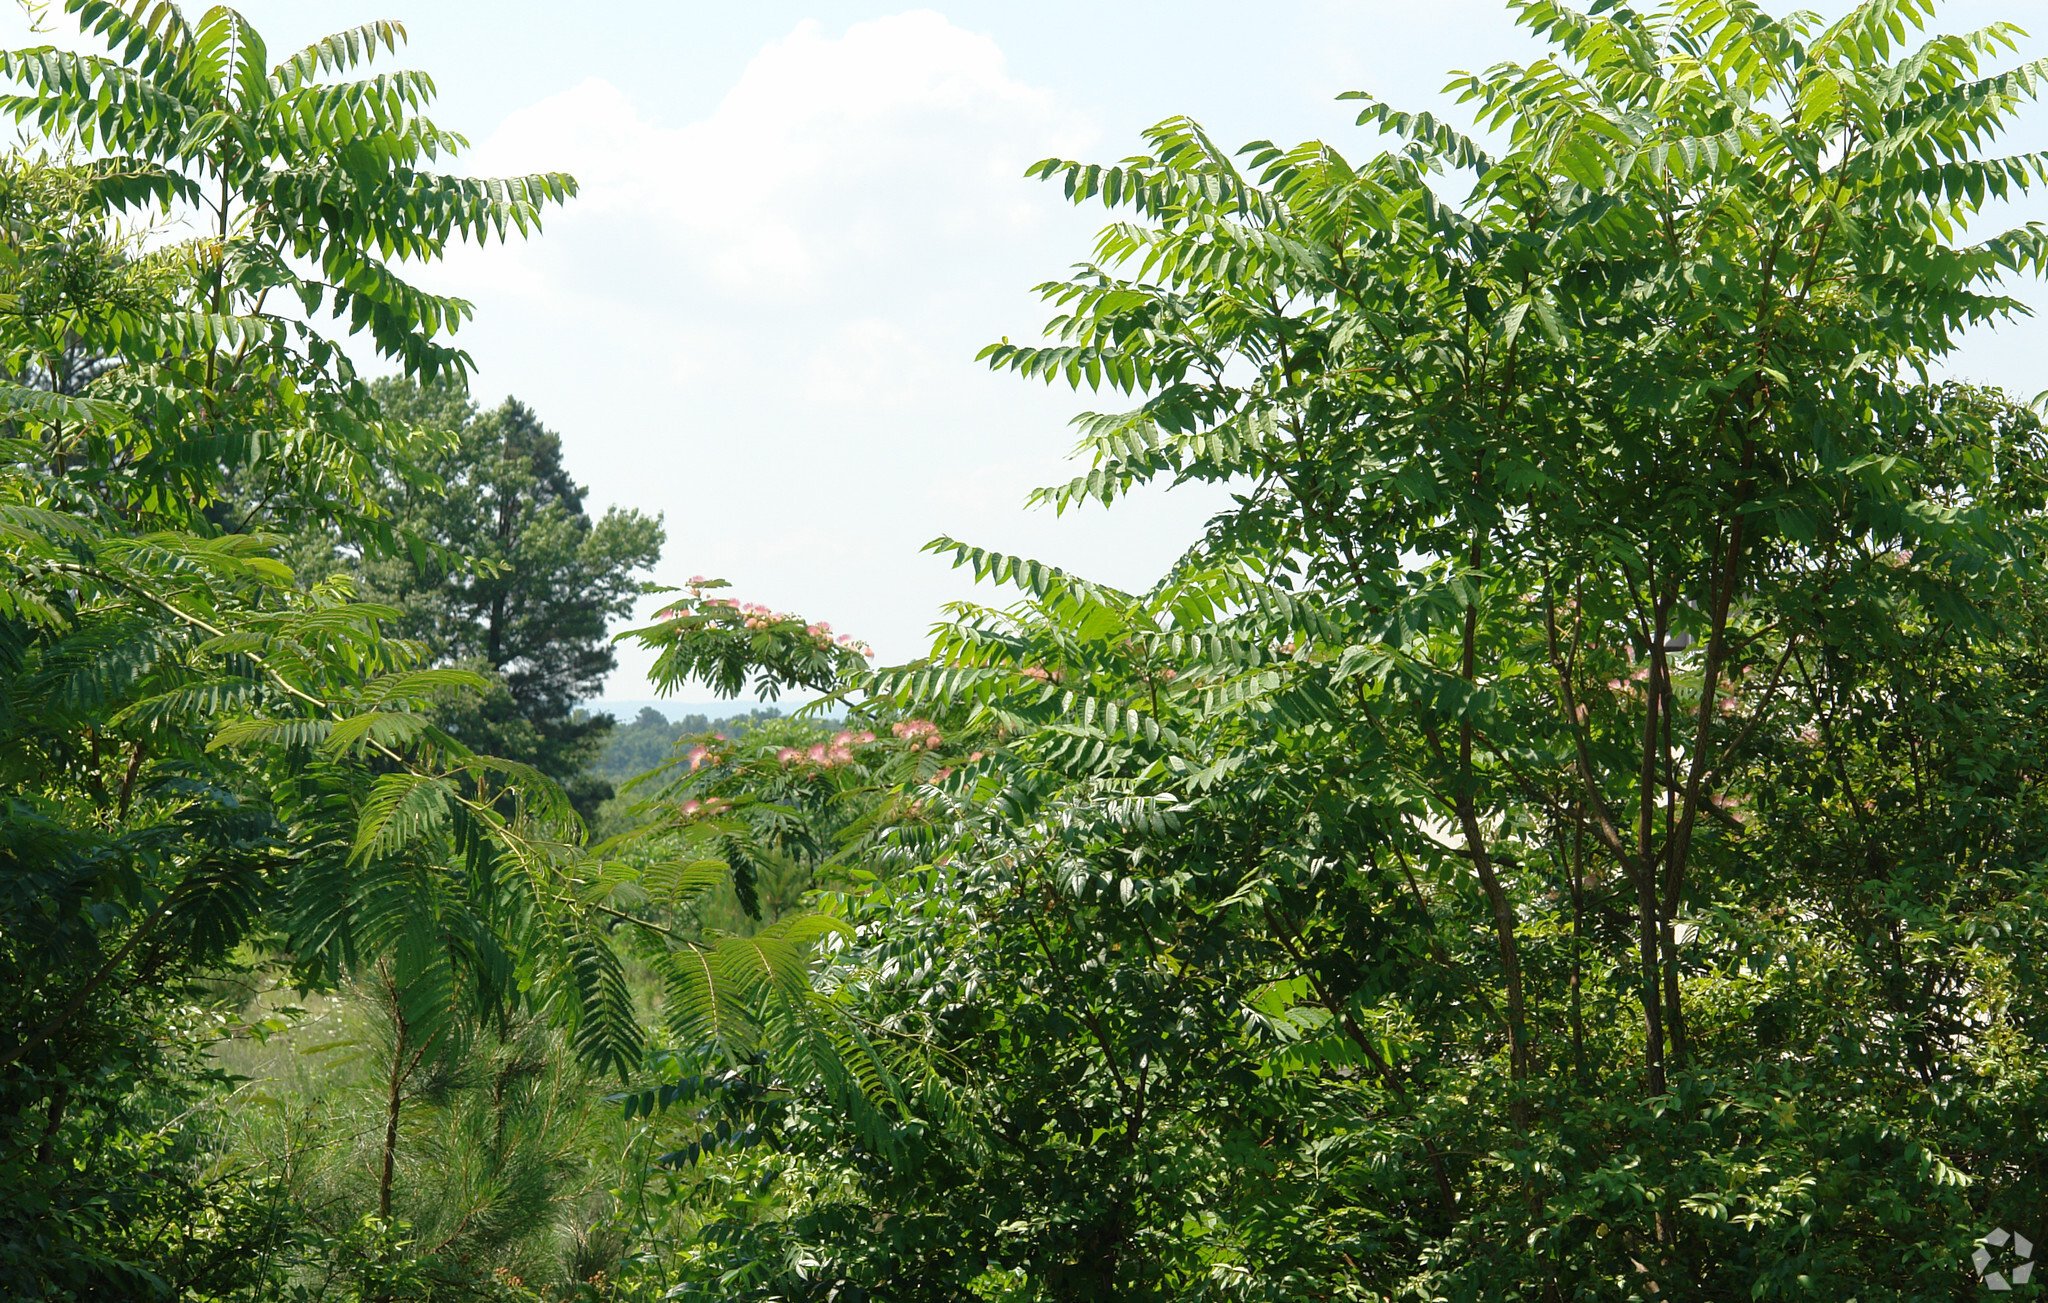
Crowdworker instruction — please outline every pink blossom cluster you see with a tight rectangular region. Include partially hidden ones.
[686,743,722,771]
[1604,666,1653,693]
[892,719,943,750]
[663,580,876,657]
[1019,665,1064,683]
[678,796,728,819]
[797,619,876,659]
[777,729,880,769]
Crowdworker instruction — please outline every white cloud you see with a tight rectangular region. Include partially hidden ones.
[408,12,1232,699]
[452,12,1092,303]
[803,319,936,409]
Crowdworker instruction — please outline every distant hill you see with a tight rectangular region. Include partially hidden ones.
[591,698,817,722]
[588,705,789,783]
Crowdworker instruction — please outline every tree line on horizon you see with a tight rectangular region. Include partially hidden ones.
[10,1,2048,1299]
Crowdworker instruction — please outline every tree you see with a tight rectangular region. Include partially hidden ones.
[0,0,574,539]
[216,973,623,1299]
[310,375,664,821]
[608,1,2048,1297]
[0,4,674,1293]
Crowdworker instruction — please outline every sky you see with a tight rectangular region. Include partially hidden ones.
[9,1,2048,714]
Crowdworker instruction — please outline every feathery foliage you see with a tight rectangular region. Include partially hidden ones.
[598,2,2048,1297]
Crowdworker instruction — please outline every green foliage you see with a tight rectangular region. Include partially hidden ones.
[589,705,788,786]
[215,982,621,1299]
[298,375,665,822]
[0,4,696,1295]
[17,1,2048,1298]
[0,2,572,545]
[0,988,293,1298]
[626,577,874,702]
[601,2,2048,1298]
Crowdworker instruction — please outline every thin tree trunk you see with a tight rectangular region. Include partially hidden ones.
[1458,789,1529,1085]
[379,1014,406,1222]
[1662,920,1688,1069]
[376,985,430,1224]
[1662,488,1752,918]
[1569,810,1589,1087]
[1268,906,1462,1221]
[1636,594,1669,1096]
[1459,566,1531,1096]
[1654,605,1690,1072]
[36,1081,68,1164]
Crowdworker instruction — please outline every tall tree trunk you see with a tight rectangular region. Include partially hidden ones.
[1636,597,1668,1096]
[378,1014,406,1222]
[1569,811,1589,1087]
[1461,595,1531,1096]
[35,1081,68,1164]
[1662,921,1689,1069]
[376,980,429,1224]
[1659,505,1752,1076]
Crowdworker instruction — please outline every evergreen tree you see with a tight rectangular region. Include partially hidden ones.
[331,377,665,819]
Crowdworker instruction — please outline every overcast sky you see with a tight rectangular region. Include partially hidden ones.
[10,2,2048,711]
